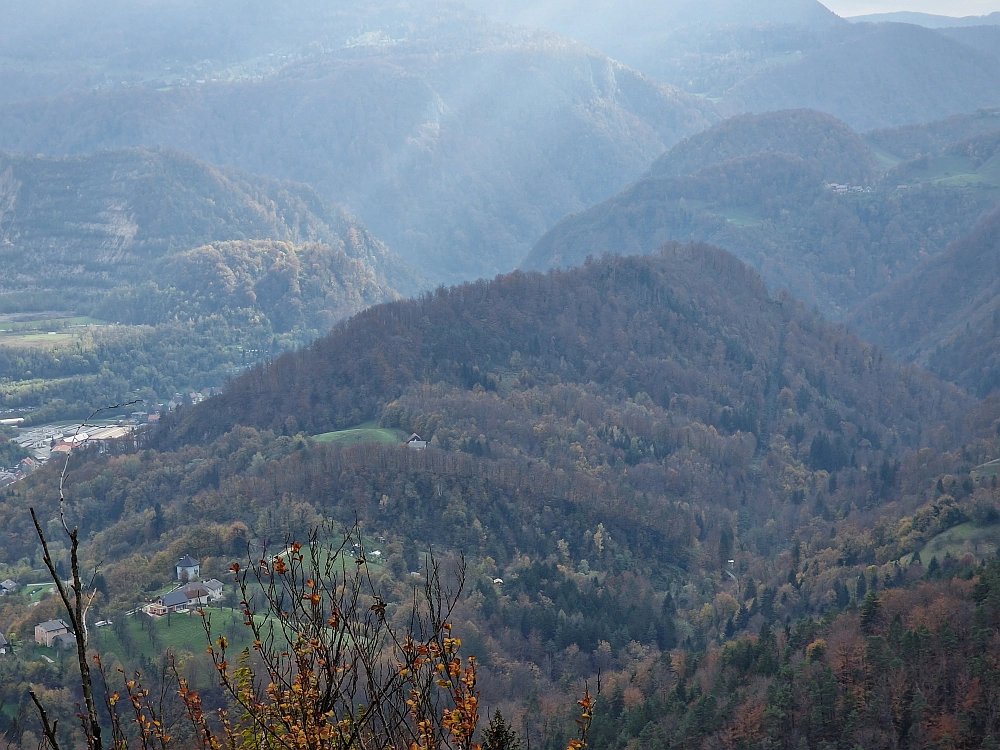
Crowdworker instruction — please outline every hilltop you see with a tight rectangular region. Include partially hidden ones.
[722,23,1000,130]
[523,109,999,318]
[848,11,1000,28]
[646,109,879,184]
[0,146,410,423]
[0,146,414,298]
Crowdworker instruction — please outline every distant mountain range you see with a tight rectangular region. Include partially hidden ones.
[0,3,716,286]
[523,109,1000,320]
[849,11,1000,28]
[720,22,1000,131]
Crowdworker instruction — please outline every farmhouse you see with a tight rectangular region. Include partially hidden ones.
[35,619,71,647]
[406,433,427,450]
[148,590,190,616]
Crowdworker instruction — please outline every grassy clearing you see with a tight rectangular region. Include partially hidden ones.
[975,458,1000,479]
[313,421,407,446]
[94,608,253,661]
[25,583,55,601]
[716,208,763,228]
[914,522,1000,564]
[871,147,904,170]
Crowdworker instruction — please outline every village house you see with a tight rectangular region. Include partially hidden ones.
[35,619,71,647]
[0,579,19,596]
[147,590,190,617]
[176,555,200,581]
[405,433,427,450]
[194,578,225,601]
[0,633,9,655]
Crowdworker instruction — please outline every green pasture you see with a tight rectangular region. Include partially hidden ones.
[25,583,55,601]
[717,208,763,227]
[871,146,904,170]
[899,153,1000,189]
[910,522,1000,565]
[94,608,252,661]
[313,421,407,446]
[975,458,1000,480]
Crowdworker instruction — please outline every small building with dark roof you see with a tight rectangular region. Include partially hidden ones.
[175,555,200,581]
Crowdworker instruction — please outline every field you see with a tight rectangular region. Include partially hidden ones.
[899,154,1000,189]
[717,208,763,227]
[913,521,1000,564]
[974,458,1000,479]
[313,421,407,446]
[93,607,252,662]
[0,314,106,350]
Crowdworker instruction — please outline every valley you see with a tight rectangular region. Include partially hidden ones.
[1,1,1000,749]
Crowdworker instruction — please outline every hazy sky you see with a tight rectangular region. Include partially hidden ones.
[825,0,1000,15]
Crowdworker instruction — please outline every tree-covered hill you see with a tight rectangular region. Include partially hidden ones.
[523,110,999,319]
[721,23,1000,131]
[0,146,415,298]
[0,31,716,285]
[866,107,1000,161]
[0,147,413,422]
[8,246,1000,748]
[850,206,1000,398]
[165,244,968,451]
[645,109,879,184]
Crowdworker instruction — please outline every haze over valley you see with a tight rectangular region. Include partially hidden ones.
[3,2,1000,749]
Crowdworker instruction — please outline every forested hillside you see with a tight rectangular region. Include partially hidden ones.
[851,207,1000,398]
[524,110,999,319]
[6,248,1000,748]
[0,146,414,297]
[0,147,410,423]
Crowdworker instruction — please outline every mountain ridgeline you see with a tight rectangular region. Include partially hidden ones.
[0,146,415,299]
[0,30,716,284]
[524,109,1000,320]
[167,245,968,454]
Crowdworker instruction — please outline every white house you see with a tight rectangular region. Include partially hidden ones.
[176,555,200,581]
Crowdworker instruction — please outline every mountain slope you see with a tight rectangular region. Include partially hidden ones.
[647,109,878,184]
[0,36,716,285]
[866,107,1000,161]
[166,244,967,453]
[722,23,1000,130]
[850,206,1000,396]
[0,146,415,297]
[523,110,998,318]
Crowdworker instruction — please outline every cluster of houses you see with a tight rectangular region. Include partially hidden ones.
[144,556,225,617]
[0,457,34,487]
[17,554,226,659]
[826,183,872,195]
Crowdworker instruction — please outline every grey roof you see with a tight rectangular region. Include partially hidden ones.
[54,632,76,648]
[0,579,17,590]
[176,555,200,568]
[37,619,69,633]
[160,591,189,608]
[0,633,9,647]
